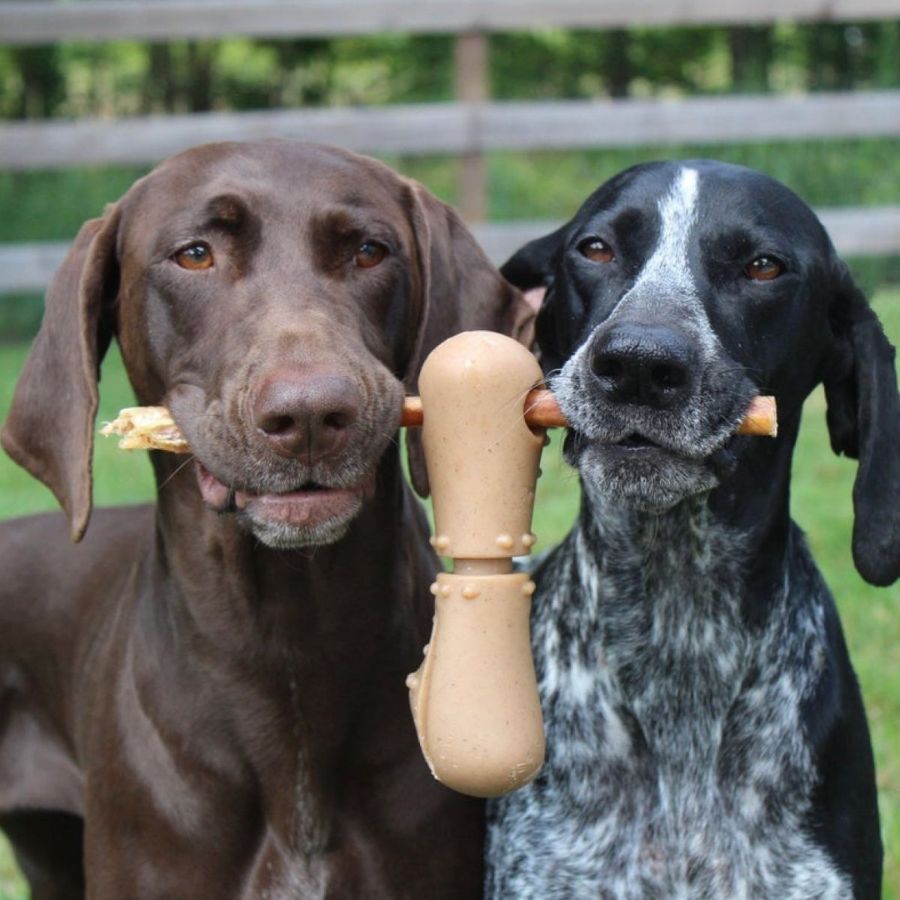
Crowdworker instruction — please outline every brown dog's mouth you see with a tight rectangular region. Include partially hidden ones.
[195,461,375,546]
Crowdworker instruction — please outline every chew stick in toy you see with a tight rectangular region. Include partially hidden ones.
[405,331,546,798]
[400,390,777,436]
[101,393,777,453]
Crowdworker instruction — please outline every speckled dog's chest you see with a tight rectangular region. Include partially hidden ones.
[486,507,851,900]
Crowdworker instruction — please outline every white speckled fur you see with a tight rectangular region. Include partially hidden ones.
[487,495,850,899]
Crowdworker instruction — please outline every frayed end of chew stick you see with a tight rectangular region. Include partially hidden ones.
[735,395,778,437]
[100,406,191,453]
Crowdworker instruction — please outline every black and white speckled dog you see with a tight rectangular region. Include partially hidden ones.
[486,160,900,899]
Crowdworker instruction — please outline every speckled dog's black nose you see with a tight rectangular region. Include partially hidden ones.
[589,322,696,409]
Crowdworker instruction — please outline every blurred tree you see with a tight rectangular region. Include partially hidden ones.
[805,23,857,90]
[265,38,335,107]
[374,36,454,104]
[185,42,216,112]
[628,27,720,94]
[728,26,773,92]
[217,39,278,110]
[492,31,636,100]
[605,29,632,98]
[0,50,22,117]
[1,20,899,116]
[11,46,63,117]
[142,44,177,113]
[872,22,900,87]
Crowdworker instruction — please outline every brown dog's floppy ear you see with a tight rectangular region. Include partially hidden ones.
[823,260,900,586]
[402,180,536,496]
[1,208,120,542]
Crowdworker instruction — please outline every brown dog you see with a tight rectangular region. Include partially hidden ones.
[0,141,532,898]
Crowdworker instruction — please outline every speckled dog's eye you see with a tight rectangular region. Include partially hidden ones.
[745,256,784,281]
[173,242,214,270]
[354,241,388,269]
[577,236,615,264]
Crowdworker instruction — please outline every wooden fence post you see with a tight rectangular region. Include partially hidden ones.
[454,30,488,222]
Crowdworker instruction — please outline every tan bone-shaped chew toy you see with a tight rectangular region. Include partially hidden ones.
[405,331,547,798]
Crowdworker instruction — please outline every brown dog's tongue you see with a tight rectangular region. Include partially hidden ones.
[195,462,232,510]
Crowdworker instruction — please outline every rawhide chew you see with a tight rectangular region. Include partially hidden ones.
[735,395,778,437]
[405,331,546,798]
[516,390,778,437]
[100,406,190,453]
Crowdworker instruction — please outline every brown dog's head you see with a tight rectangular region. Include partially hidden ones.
[2,141,532,548]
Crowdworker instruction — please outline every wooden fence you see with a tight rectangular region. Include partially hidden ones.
[1,0,899,294]
[3,0,898,42]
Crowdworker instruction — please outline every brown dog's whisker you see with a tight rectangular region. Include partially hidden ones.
[156,453,198,492]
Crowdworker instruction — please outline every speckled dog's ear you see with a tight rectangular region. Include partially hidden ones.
[823,260,900,587]
[500,225,567,293]
[1,207,121,542]
[502,224,581,375]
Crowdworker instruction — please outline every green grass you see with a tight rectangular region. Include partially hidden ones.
[0,292,898,896]
[0,344,155,519]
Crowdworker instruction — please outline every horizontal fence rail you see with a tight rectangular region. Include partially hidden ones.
[4,91,900,171]
[4,205,899,295]
[1,0,898,45]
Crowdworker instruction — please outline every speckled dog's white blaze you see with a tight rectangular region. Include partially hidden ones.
[556,166,716,423]
[606,166,716,356]
[615,167,699,310]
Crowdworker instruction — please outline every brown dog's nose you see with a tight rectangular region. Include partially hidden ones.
[590,322,696,409]
[251,370,361,460]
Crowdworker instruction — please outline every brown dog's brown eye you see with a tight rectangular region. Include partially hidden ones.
[355,241,388,269]
[577,237,615,264]
[174,242,214,270]
[745,256,784,281]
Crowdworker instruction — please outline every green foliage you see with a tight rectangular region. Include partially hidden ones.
[487,138,900,220]
[0,165,149,243]
[2,21,899,120]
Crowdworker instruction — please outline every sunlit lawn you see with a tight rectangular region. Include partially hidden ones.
[0,292,898,898]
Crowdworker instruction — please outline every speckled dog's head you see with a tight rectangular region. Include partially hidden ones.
[502,160,900,584]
